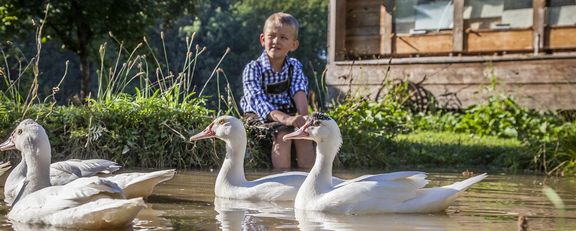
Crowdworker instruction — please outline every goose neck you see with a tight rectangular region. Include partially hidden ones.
[22,146,51,194]
[301,144,337,195]
[216,139,247,186]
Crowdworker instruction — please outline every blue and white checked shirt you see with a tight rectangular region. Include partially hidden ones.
[240,51,309,121]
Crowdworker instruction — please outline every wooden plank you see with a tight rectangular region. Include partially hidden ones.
[346,35,380,55]
[346,0,386,8]
[380,0,393,55]
[346,0,381,28]
[328,0,346,62]
[327,59,576,85]
[346,10,380,27]
[466,30,532,52]
[327,81,576,110]
[395,33,453,54]
[533,0,546,54]
[346,26,380,36]
[548,27,576,49]
[453,0,464,53]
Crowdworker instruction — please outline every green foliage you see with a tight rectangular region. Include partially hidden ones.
[545,123,576,175]
[0,97,217,169]
[451,95,562,140]
[0,15,230,169]
[0,4,21,39]
[0,0,200,99]
[413,94,576,175]
[328,95,413,168]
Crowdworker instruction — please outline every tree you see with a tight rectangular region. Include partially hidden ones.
[0,0,199,101]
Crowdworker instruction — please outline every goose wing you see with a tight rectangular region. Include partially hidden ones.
[61,159,121,176]
[104,169,176,198]
[318,172,429,213]
[49,159,122,186]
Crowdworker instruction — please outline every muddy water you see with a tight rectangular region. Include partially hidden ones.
[1,170,575,230]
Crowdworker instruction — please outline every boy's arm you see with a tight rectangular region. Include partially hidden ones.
[293,91,309,116]
[268,109,306,128]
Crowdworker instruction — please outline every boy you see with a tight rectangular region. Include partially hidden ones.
[240,12,315,169]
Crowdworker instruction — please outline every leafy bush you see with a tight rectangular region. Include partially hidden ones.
[0,96,219,169]
[327,96,413,168]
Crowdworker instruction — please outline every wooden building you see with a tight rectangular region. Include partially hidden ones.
[327,0,576,110]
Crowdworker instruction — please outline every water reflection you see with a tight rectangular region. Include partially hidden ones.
[4,207,170,231]
[9,222,137,231]
[1,170,575,230]
[295,209,456,231]
[214,198,293,231]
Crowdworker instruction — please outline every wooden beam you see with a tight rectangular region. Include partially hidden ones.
[328,0,347,62]
[533,0,546,54]
[379,0,394,55]
[452,0,464,53]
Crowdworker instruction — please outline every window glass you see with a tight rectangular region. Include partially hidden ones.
[395,0,453,34]
[549,0,576,26]
[463,0,532,30]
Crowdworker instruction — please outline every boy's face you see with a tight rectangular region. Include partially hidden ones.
[260,25,299,62]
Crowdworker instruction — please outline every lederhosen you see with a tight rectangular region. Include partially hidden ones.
[244,64,296,139]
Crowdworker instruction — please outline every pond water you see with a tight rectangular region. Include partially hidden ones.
[0,170,575,231]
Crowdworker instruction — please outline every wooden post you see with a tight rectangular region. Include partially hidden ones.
[328,0,347,62]
[533,0,546,55]
[380,0,394,55]
[452,0,464,53]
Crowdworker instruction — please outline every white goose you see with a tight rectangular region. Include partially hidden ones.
[283,112,488,214]
[189,115,344,201]
[2,121,175,206]
[4,157,121,205]
[0,119,145,228]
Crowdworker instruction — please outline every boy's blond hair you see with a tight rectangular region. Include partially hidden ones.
[263,12,299,39]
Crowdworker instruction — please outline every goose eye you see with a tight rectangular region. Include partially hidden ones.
[17,129,22,135]
[312,120,321,127]
[218,120,226,125]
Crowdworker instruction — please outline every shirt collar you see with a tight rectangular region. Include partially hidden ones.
[258,50,289,73]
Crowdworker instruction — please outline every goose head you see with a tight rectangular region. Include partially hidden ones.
[190,115,246,144]
[283,112,342,156]
[0,119,51,156]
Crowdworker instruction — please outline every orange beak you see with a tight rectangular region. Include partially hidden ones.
[0,134,15,151]
[189,123,216,141]
[283,121,312,141]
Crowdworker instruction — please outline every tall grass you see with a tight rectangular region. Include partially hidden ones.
[0,8,242,168]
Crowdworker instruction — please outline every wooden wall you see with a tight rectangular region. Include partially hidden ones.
[327,0,576,110]
[326,56,576,110]
[331,0,576,58]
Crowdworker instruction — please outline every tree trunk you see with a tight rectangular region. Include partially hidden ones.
[73,0,91,102]
[79,49,90,101]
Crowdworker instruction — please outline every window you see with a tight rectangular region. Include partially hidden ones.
[395,0,453,34]
[549,0,576,26]
[463,0,532,30]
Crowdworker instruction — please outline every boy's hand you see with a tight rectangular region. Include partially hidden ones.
[269,110,306,127]
[288,115,306,128]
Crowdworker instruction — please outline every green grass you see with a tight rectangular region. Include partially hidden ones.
[389,131,531,171]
